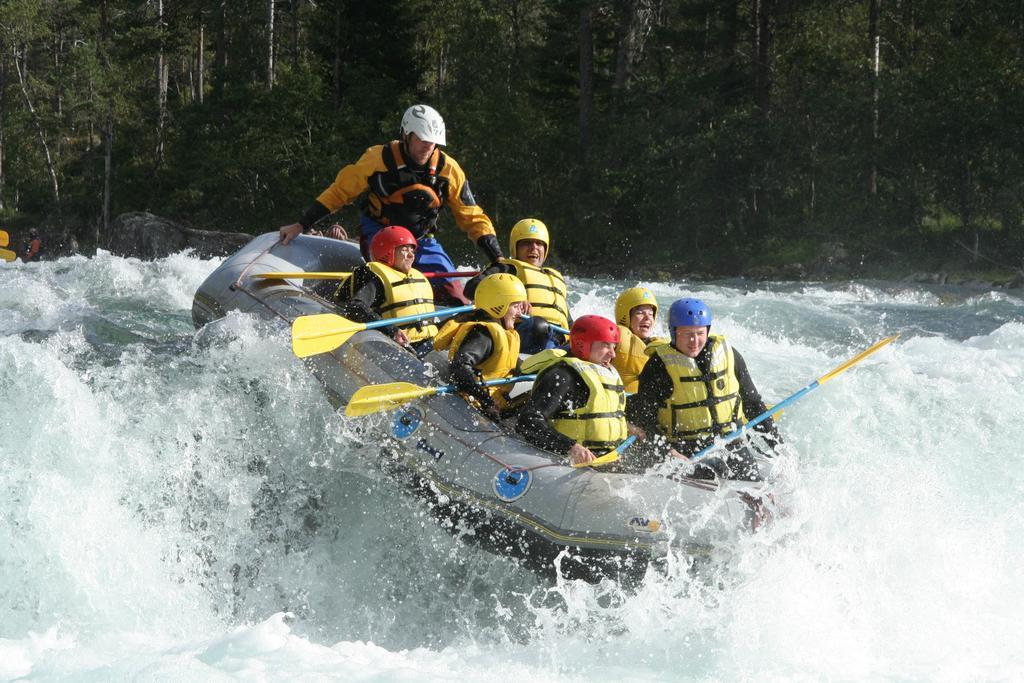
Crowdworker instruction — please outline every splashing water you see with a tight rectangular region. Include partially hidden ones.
[2,252,1022,680]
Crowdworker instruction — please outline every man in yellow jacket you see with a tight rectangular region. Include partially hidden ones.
[279,104,502,304]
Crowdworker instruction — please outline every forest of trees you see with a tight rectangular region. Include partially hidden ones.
[1,0,1022,276]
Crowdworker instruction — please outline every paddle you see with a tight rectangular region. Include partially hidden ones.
[0,247,15,263]
[573,434,638,468]
[0,230,8,247]
[520,314,570,336]
[345,374,538,417]
[291,304,474,358]
[254,270,480,280]
[690,335,899,463]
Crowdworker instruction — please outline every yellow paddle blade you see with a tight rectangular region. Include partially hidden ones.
[253,271,352,280]
[573,451,620,468]
[818,334,900,385]
[0,247,15,263]
[291,313,365,358]
[0,230,8,247]
[345,382,440,416]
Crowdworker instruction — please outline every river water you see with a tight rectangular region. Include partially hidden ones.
[2,250,1022,680]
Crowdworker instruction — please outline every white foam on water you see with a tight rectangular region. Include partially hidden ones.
[2,252,1022,680]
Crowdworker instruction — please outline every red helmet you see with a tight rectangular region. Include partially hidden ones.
[370,226,417,267]
[569,315,620,359]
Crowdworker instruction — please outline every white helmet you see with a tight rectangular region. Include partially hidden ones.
[400,104,446,146]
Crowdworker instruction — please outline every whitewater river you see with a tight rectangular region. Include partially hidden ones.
[2,250,1022,681]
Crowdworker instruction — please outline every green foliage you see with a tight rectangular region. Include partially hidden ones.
[0,0,1020,271]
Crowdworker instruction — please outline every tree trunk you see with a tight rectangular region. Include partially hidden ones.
[267,0,275,89]
[196,19,205,104]
[0,52,6,210]
[214,0,227,98]
[155,0,168,172]
[579,2,594,166]
[868,0,881,196]
[333,2,343,108]
[752,0,773,116]
[102,106,113,248]
[291,0,300,69]
[13,46,60,202]
[613,0,638,95]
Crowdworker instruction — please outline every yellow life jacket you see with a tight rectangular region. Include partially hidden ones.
[503,258,570,329]
[527,352,628,454]
[612,324,667,394]
[649,335,746,442]
[363,261,438,342]
[433,319,520,406]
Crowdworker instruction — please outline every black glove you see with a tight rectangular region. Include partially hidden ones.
[476,234,503,265]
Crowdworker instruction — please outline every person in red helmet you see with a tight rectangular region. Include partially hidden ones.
[333,225,438,354]
[515,315,632,465]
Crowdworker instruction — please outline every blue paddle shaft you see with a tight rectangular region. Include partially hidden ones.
[435,374,538,396]
[615,434,638,454]
[365,304,474,332]
[690,379,820,462]
[519,314,570,336]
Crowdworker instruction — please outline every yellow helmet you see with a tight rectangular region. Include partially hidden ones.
[474,273,528,319]
[614,287,659,326]
[508,218,550,258]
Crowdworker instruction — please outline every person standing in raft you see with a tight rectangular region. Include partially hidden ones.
[611,286,667,394]
[464,218,571,353]
[333,226,438,357]
[433,273,529,419]
[515,315,630,466]
[626,298,781,479]
[278,104,503,305]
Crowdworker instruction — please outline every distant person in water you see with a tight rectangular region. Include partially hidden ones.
[332,225,438,357]
[22,229,41,262]
[626,298,780,479]
[278,104,502,305]
[464,218,571,353]
[611,286,667,394]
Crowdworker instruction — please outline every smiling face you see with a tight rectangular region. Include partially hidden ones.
[587,341,617,367]
[674,325,709,358]
[501,301,526,329]
[392,244,416,273]
[405,132,436,166]
[515,239,547,267]
[629,304,656,339]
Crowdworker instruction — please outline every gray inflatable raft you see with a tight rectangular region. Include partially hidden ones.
[192,232,778,581]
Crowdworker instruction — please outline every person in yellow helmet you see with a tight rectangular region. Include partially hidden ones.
[464,217,571,353]
[333,225,438,356]
[278,104,502,306]
[433,273,528,418]
[611,287,668,393]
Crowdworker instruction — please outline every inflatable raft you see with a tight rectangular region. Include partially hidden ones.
[192,233,779,581]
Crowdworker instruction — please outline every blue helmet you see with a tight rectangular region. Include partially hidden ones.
[668,298,712,328]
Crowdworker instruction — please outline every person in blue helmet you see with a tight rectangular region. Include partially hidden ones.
[626,298,780,479]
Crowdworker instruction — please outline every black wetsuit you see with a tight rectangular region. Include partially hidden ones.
[515,364,592,455]
[445,313,504,410]
[626,342,780,478]
[333,265,433,355]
